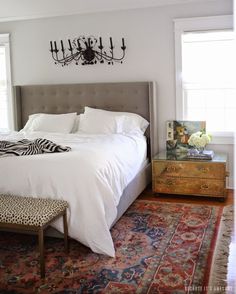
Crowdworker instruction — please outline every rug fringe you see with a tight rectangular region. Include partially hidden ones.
[207,205,234,294]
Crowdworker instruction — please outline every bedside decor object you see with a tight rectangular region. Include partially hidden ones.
[187,130,213,159]
[188,131,211,152]
[187,148,214,160]
[166,120,206,153]
[50,36,126,66]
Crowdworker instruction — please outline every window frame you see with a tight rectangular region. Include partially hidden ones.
[0,33,13,132]
[174,15,234,144]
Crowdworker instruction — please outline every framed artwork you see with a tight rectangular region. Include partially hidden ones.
[166,120,206,153]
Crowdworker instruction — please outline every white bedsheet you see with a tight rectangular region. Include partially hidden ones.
[0,131,147,257]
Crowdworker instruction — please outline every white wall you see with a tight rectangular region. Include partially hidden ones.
[0,0,234,187]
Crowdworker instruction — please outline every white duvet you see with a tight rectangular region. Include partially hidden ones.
[0,131,147,257]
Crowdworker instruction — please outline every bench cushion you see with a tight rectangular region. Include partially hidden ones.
[0,195,68,227]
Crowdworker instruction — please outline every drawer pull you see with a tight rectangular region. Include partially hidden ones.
[199,167,209,173]
[166,166,176,172]
[200,184,209,190]
[166,179,174,186]
[226,171,230,177]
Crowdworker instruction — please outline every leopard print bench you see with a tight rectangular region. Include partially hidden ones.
[0,195,69,278]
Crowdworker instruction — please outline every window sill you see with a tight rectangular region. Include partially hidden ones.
[209,134,235,145]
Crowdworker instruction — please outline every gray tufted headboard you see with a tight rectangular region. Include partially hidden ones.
[14,81,158,159]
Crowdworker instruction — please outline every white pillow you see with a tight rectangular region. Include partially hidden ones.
[78,110,124,134]
[22,113,41,131]
[78,107,149,134]
[122,113,149,134]
[22,113,77,134]
[71,115,81,133]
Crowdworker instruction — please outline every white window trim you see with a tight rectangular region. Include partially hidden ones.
[174,15,234,145]
[0,33,13,131]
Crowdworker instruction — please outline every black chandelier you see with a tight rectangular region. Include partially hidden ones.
[50,36,126,66]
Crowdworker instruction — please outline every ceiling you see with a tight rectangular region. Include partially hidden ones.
[0,0,215,22]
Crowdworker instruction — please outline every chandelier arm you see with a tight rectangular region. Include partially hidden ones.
[53,54,74,64]
[95,50,125,62]
[51,51,81,64]
[73,52,83,62]
[95,51,113,61]
[51,52,64,64]
[94,51,103,61]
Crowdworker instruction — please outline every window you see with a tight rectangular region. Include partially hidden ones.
[0,34,13,132]
[174,15,234,144]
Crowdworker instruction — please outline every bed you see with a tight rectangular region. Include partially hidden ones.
[0,81,158,257]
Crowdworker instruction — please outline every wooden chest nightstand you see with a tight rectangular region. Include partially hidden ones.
[152,151,228,199]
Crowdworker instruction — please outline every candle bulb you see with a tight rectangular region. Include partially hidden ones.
[54,41,58,52]
[122,38,125,48]
[50,41,53,52]
[110,37,113,48]
[99,37,103,48]
[60,40,64,52]
[68,39,72,51]
[77,39,81,50]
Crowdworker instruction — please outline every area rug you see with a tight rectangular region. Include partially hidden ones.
[0,200,233,294]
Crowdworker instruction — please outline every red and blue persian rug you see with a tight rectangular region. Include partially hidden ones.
[0,200,233,294]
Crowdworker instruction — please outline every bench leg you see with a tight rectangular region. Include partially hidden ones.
[38,227,45,278]
[63,210,69,253]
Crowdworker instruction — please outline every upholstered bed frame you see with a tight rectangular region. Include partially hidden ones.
[13,81,158,226]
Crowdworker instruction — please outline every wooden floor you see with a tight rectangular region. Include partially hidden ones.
[138,187,235,292]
